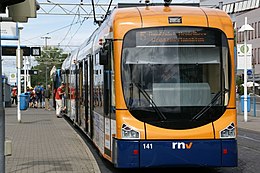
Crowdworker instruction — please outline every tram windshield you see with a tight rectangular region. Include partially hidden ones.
[121,27,230,128]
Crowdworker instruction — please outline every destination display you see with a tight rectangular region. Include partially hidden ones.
[136,27,216,46]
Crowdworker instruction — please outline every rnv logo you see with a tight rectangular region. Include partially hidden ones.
[172,142,193,149]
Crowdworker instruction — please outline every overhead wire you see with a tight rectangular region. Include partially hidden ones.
[23,0,108,50]
[63,0,104,50]
[57,7,80,47]
[63,17,87,51]
[103,0,113,21]
[22,19,84,45]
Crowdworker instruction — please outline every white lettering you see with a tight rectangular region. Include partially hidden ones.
[172,142,193,150]
[178,142,185,149]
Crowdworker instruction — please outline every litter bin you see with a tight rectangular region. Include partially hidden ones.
[20,92,30,110]
[240,95,251,112]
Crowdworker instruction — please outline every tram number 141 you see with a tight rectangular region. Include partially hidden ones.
[143,143,153,149]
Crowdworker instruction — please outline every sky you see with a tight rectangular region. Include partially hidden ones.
[1,0,231,84]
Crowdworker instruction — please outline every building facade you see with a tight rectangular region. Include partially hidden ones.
[236,7,260,82]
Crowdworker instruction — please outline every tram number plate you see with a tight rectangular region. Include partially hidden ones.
[143,143,153,149]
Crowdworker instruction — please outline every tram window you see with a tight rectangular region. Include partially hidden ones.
[94,53,104,114]
[122,26,230,108]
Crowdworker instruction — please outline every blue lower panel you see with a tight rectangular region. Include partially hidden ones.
[222,140,238,167]
[114,139,237,168]
[114,140,139,168]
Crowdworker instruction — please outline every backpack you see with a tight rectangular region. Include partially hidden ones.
[35,87,41,95]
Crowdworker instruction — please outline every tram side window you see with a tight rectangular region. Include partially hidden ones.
[93,53,104,115]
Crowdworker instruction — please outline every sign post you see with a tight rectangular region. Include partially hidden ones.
[17,24,23,123]
[238,17,254,122]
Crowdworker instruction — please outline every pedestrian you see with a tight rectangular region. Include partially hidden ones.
[34,83,44,108]
[29,89,37,108]
[41,85,45,108]
[44,84,52,111]
[55,82,65,118]
[11,86,18,105]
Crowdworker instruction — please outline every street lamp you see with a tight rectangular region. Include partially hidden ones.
[45,63,49,88]
[41,36,51,48]
[238,17,254,122]
[24,56,28,93]
[17,23,24,123]
[41,37,51,88]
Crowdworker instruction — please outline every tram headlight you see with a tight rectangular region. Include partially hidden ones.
[122,124,140,139]
[220,123,236,138]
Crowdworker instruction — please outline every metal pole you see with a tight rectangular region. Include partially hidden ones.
[46,63,47,88]
[0,18,6,173]
[253,58,256,117]
[24,56,27,92]
[28,55,31,87]
[41,36,51,49]
[0,17,13,173]
[17,25,23,123]
[243,17,248,122]
[41,37,50,89]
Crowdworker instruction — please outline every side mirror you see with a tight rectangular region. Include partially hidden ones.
[99,48,108,65]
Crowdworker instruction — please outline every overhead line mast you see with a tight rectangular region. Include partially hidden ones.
[38,2,116,19]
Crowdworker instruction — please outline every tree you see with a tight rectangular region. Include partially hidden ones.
[236,74,244,95]
[31,46,68,87]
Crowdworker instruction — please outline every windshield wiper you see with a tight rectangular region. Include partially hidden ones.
[134,83,167,121]
[191,89,229,121]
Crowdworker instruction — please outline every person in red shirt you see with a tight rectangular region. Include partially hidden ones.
[55,82,65,117]
[11,86,18,105]
[69,85,76,118]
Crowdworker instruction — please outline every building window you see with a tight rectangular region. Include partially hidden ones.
[237,28,240,43]
[255,22,257,39]
[258,21,260,38]
[248,28,250,40]
[252,23,254,39]
[258,48,260,64]
[242,29,244,42]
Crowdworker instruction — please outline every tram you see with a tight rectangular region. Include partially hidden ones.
[60,1,237,168]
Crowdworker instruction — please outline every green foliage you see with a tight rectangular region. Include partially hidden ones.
[31,46,68,88]
[236,75,244,95]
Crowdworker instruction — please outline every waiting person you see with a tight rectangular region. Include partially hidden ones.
[55,82,65,118]
[41,85,45,108]
[34,83,44,108]
[44,84,51,111]
[29,89,37,108]
[11,86,18,105]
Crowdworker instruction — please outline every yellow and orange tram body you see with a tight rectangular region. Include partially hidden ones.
[61,3,237,168]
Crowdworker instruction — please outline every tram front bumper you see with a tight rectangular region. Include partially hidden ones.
[113,139,237,168]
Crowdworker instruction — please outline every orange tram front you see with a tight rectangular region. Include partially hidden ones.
[61,3,238,168]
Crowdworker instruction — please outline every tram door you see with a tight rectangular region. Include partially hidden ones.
[75,64,79,123]
[84,59,89,133]
[100,42,114,158]
[77,62,84,126]
[87,56,94,138]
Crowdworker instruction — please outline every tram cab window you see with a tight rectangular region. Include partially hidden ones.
[121,26,231,126]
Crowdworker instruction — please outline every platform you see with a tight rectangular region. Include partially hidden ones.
[5,107,100,173]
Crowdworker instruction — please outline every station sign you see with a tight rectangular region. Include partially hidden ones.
[21,70,38,75]
[2,46,41,56]
[9,73,16,83]
[0,22,18,40]
[247,69,252,76]
[237,44,252,70]
[31,47,41,56]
